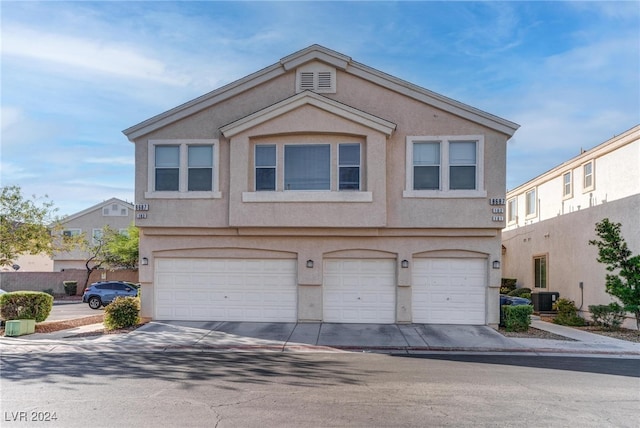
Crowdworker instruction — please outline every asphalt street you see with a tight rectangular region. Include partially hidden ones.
[45,301,97,322]
[1,351,639,428]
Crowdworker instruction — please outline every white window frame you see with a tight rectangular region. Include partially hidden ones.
[507,197,517,224]
[582,160,595,192]
[533,254,547,289]
[404,135,485,198]
[525,188,537,218]
[338,143,361,191]
[562,171,572,199]
[62,228,81,237]
[147,139,221,199]
[92,228,104,245]
[244,140,371,203]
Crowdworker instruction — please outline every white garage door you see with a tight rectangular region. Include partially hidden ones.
[155,258,297,322]
[412,258,486,325]
[323,259,396,323]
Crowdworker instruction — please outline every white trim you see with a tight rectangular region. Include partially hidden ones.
[404,135,486,198]
[220,91,396,138]
[147,139,221,199]
[242,191,373,203]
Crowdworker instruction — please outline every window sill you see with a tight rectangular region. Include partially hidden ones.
[242,191,373,203]
[144,191,222,199]
[402,189,487,198]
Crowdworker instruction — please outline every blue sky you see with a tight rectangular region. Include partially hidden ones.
[1,1,638,216]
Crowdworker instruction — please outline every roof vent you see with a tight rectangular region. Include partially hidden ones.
[296,62,336,94]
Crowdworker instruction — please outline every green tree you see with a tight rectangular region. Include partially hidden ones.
[103,223,139,269]
[79,224,139,288]
[0,185,75,267]
[589,218,640,329]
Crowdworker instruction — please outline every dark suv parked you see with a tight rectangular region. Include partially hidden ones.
[82,281,139,309]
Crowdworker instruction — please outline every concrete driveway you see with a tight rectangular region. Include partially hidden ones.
[114,321,521,352]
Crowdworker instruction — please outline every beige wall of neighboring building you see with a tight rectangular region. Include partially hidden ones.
[503,125,640,328]
[53,198,134,271]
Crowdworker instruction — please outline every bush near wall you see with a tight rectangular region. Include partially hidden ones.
[508,287,531,298]
[589,303,626,330]
[103,296,140,330]
[0,291,54,322]
[500,278,517,294]
[553,298,585,326]
[503,305,533,332]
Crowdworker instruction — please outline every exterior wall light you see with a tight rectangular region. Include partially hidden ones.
[306,259,314,268]
[492,260,501,269]
[141,257,149,266]
[401,260,409,268]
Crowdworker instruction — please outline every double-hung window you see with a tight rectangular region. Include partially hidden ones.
[562,172,572,198]
[405,135,484,197]
[507,198,517,223]
[338,143,361,190]
[583,161,594,191]
[255,145,276,191]
[525,188,537,217]
[148,139,220,198]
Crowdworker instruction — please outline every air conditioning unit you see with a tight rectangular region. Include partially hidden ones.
[4,319,36,337]
[531,292,560,312]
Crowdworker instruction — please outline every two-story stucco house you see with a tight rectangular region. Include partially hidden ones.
[123,45,519,326]
[503,125,639,327]
[53,198,134,271]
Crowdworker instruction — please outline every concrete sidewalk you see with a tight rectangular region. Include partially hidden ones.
[1,317,639,356]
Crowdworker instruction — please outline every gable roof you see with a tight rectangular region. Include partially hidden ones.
[123,44,519,140]
[220,91,397,138]
[60,198,133,224]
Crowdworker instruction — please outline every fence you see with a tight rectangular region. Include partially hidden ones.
[0,269,139,295]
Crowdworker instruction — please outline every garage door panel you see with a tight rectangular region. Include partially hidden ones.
[155,258,297,322]
[324,259,396,324]
[413,258,486,325]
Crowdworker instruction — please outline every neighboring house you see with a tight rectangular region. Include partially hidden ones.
[502,125,640,327]
[2,254,53,272]
[53,198,134,271]
[123,45,519,325]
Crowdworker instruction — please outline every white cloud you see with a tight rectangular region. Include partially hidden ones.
[85,156,135,166]
[1,25,190,86]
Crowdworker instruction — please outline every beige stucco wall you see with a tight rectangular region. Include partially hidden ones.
[130,56,513,326]
[52,201,134,271]
[137,229,502,325]
[502,194,640,328]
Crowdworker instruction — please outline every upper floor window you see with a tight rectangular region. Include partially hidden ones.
[525,188,537,217]
[507,198,517,223]
[147,139,220,199]
[338,143,361,190]
[404,135,485,198]
[92,229,104,245]
[583,161,594,191]
[253,142,362,192]
[562,171,572,198]
[62,229,81,238]
[285,144,330,190]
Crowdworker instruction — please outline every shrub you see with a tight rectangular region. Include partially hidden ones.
[589,303,625,330]
[104,296,140,330]
[0,291,53,322]
[500,278,517,294]
[508,287,531,297]
[63,281,78,296]
[553,298,585,326]
[503,304,533,332]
